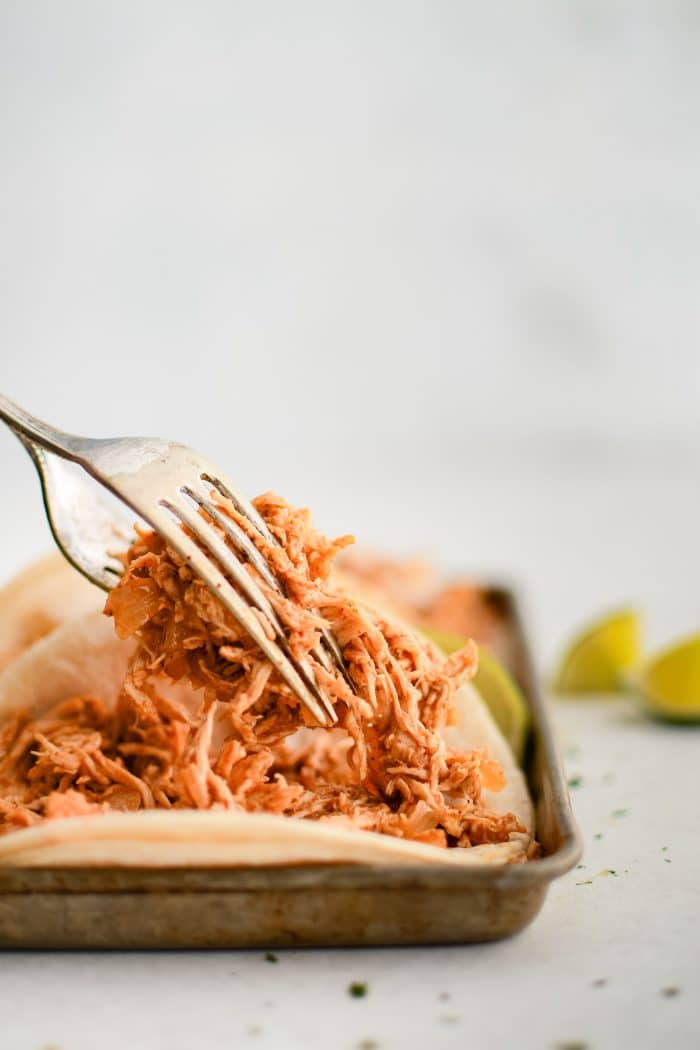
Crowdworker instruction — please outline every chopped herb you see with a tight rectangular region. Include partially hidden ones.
[612,808,629,818]
[568,775,583,789]
[591,978,608,988]
[664,858,672,864]
[661,986,680,998]
[349,982,368,999]
[576,864,586,870]
[661,846,669,852]
[595,869,618,878]
[264,951,278,963]
[593,833,603,840]
[576,879,593,886]
[357,1041,379,1050]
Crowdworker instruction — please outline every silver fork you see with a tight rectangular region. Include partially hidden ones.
[0,393,346,726]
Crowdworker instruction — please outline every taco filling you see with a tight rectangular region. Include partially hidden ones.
[0,492,531,859]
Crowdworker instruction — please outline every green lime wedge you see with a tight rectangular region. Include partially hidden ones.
[421,627,529,761]
[638,633,700,722]
[553,609,641,694]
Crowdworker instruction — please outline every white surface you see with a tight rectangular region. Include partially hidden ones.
[0,699,698,1049]
[0,472,698,1050]
[1,3,699,461]
[1,3,699,1047]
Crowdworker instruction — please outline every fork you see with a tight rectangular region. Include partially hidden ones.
[0,393,346,726]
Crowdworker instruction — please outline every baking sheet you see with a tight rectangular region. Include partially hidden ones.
[0,586,581,948]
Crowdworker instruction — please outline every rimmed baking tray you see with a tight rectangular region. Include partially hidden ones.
[0,587,581,948]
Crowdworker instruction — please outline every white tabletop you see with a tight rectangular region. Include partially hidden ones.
[0,695,697,1050]
[0,468,698,1050]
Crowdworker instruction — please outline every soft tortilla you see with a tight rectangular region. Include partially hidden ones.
[0,575,533,868]
[0,552,103,672]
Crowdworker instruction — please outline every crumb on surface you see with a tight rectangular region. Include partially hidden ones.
[264,951,278,963]
[349,982,368,999]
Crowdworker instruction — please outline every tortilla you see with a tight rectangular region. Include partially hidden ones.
[0,564,533,869]
[0,552,103,672]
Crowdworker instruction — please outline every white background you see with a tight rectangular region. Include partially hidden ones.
[0,4,699,1047]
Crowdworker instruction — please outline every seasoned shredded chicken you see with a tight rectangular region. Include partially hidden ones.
[0,494,522,848]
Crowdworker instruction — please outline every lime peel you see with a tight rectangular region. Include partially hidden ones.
[637,633,700,722]
[421,627,529,761]
[553,608,641,695]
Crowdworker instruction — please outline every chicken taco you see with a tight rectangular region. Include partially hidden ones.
[0,493,534,867]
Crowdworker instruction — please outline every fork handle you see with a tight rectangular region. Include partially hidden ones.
[0,393,80,458]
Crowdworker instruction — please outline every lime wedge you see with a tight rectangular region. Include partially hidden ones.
[553,609,641,694]
[422,627,529,760]
[638,634,700,722]
[473,648,530,761]
[420,627,467,657]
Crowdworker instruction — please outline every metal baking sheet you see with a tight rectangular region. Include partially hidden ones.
[0,587,581,948]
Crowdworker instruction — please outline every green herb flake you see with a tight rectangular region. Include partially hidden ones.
[576,879,593,886]
[567,775,583,789]
[593,833,603,840]
[664,858,672,864]
[612,808,629,819]
[349,982,368,999]
[595,869,618,879]
[264,951,278,963]
[576,864,586,870]
[661,846,669,852]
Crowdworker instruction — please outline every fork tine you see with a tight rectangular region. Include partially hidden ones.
[152,502,333,727]
[192,483,350,690]
[194,478,355,694]
[184,485,278,588]
[172,491,337,724]
[201,473,274,543]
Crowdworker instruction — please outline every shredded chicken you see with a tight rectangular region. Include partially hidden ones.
[0,493,522,849]
[336,551,503,645]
